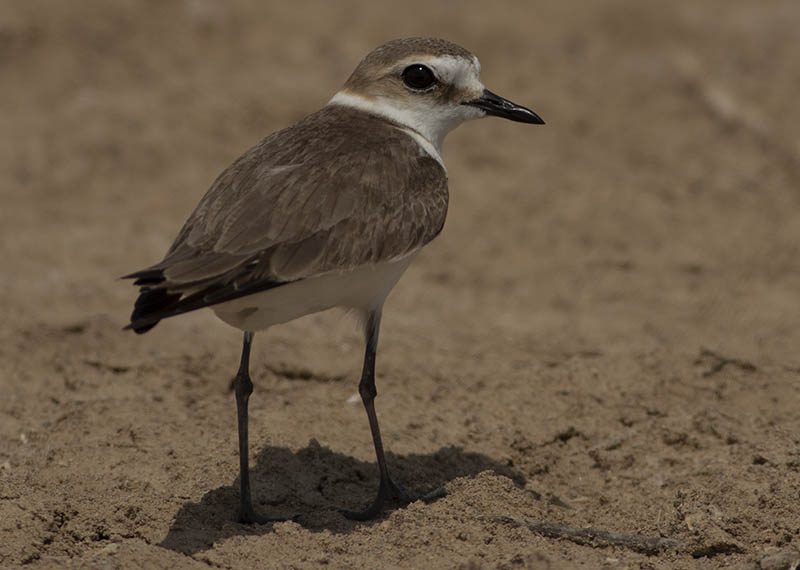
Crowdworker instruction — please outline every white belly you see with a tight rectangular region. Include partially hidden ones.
[212,253,417,332]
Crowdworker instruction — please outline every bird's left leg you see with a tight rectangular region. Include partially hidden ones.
[341,309,420,520]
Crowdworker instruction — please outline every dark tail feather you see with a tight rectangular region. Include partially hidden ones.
[124,263,291,333]
[123,267,169,287]
[128,287,182,334]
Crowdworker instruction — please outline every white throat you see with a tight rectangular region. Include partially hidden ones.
[328,90,480,171]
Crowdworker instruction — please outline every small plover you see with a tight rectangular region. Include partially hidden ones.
[125,37,543,522]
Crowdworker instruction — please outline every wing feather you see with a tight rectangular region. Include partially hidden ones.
[124,106,448,331]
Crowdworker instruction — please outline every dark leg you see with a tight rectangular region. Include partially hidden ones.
[342,310,415,520]
[233,331,272,524]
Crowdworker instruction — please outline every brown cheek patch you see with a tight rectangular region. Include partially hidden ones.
[371,78,408,100]
[353,76,417,104]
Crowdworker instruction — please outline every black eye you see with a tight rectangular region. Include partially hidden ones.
[402,64,436,90]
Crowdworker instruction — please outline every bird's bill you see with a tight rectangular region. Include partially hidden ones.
[463,89,545,124]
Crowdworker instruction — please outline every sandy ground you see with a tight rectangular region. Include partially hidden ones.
[2,1,800,568]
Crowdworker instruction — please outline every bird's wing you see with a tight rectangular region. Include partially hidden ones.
[124,107,448,330]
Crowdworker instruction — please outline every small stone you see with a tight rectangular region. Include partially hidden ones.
[760,549,800,570]
[97,543,120,556]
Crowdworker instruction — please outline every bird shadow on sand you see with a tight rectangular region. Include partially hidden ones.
[159,440,525,555]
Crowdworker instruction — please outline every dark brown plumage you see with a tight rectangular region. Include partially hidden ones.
[125,105,448,333]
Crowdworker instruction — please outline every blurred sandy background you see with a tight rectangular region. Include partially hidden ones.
[2,1,799,568]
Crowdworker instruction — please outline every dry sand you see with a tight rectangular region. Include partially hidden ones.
[2,1,800,568]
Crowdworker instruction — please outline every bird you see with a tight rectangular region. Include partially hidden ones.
[124,37,544,522]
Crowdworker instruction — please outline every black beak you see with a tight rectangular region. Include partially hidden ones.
[462,89,545,124]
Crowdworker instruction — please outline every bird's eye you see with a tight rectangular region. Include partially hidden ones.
[401,64,436,91]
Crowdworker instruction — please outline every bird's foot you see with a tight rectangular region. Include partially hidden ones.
[341,478,447,521]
